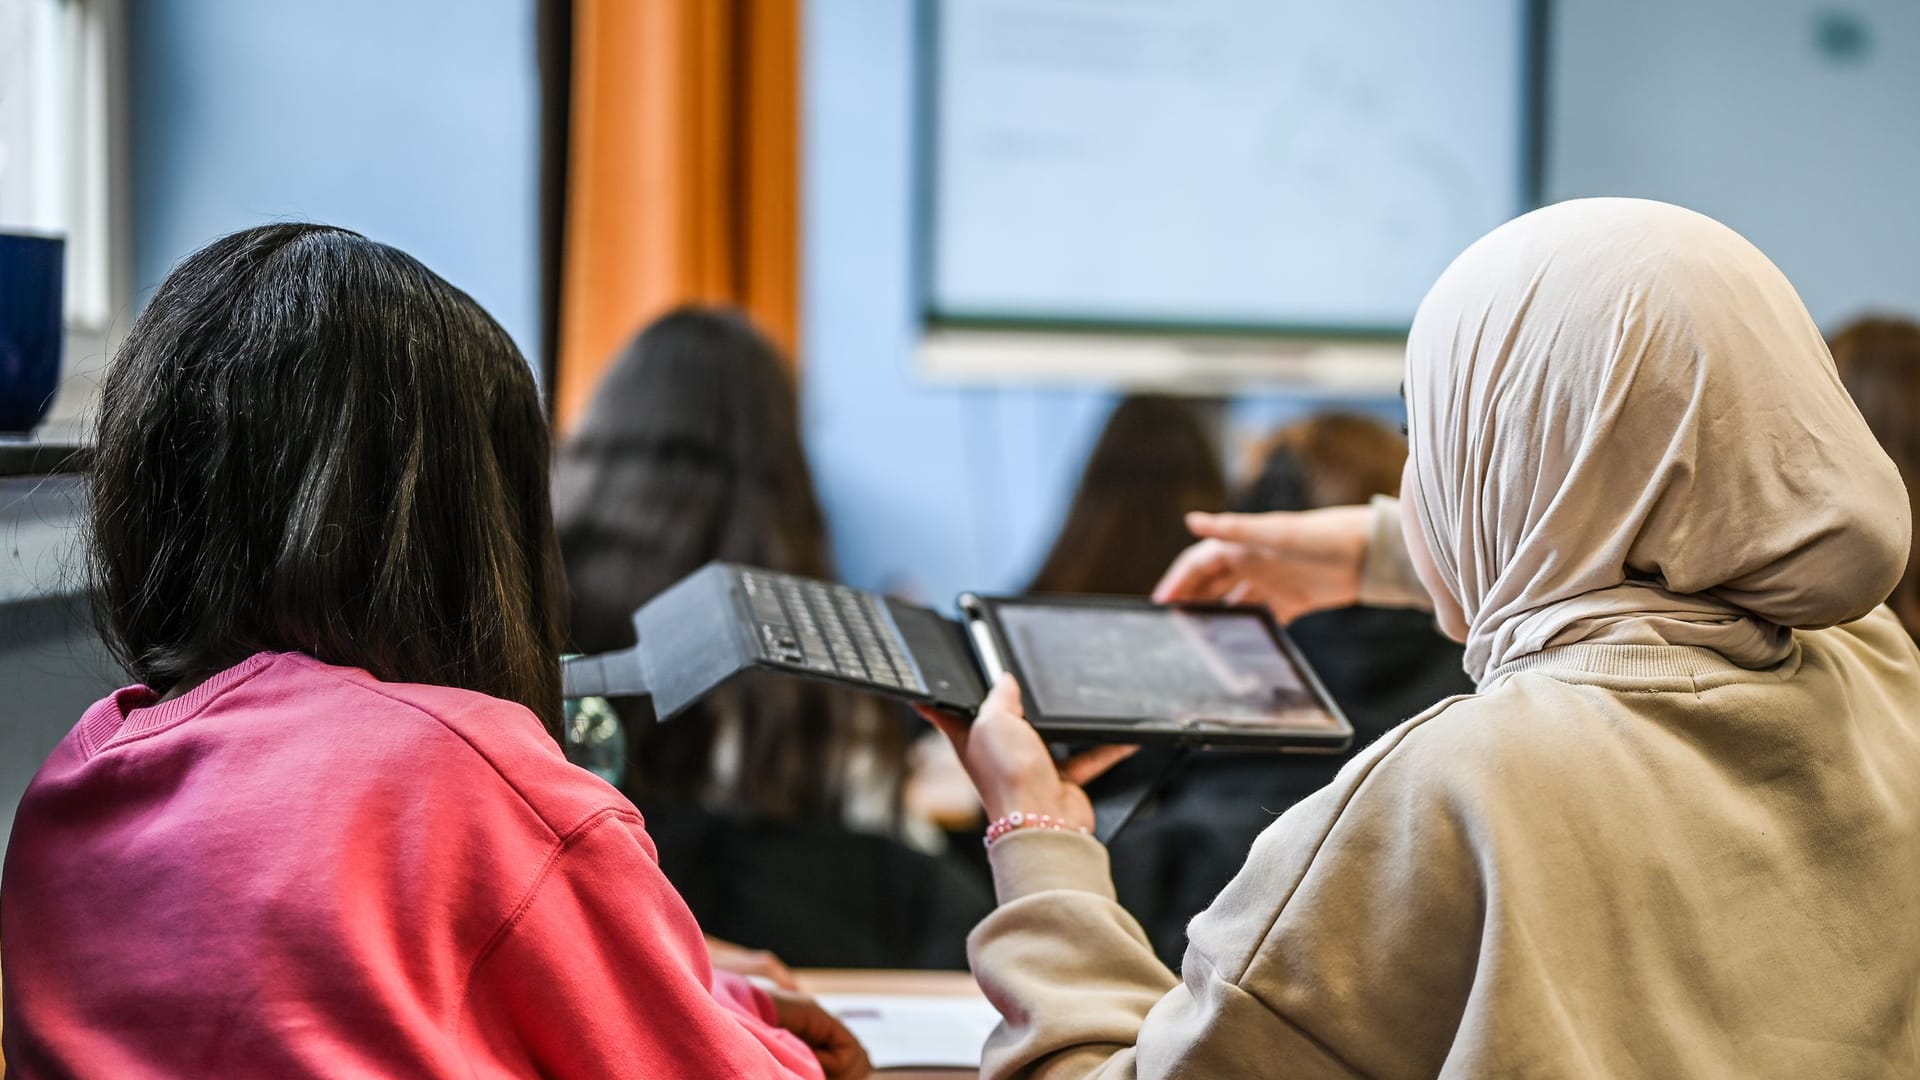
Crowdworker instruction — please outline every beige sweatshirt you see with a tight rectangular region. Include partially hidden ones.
[969,501,1920,1079]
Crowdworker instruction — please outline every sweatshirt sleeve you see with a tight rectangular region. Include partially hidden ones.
[970,831,1330,1080]
[461,807,825,1080]
[969,710,1482,1080]
[1357,495,1436,611]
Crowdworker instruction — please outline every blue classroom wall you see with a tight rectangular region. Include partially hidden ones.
[801,0,1396,606]
[128,0,541,361]
[129,3,1917,606]
[801,0,1920,600]
[802,0,1109,606]
[1546,0,1920,330]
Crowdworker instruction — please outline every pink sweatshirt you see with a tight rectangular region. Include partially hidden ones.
[1,651,825,1079]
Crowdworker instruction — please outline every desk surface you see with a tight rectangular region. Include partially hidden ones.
[796,970,988,1079]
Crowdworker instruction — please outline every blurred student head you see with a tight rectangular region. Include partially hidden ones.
[1234,411,1409,514]
[1108,409,1470,965]
[1230,411,1470,730]
[554,306,894,820]
[555,307,828,649]
[1029,395,1228,595]
[89,223,566,734]
[1829,316,1920,640]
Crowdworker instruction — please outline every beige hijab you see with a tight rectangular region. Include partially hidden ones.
[1403,198,1911,682]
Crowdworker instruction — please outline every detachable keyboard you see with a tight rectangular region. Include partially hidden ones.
[563,561,1349,759]
[738,569,929,694]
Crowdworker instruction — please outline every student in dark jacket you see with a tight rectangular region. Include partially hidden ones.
[1107,412,1474,966]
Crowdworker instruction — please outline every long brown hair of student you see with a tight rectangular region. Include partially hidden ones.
[553,307,904,822]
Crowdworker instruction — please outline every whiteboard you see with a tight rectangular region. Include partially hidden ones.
[925,0,1536,334]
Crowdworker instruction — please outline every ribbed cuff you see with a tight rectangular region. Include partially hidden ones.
[987,828,1116,905]
[1358,495,1435,611]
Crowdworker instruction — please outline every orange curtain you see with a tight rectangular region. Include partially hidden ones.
[555,0,800,432]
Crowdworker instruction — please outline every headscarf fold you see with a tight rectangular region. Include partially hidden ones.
[1403,198,1910,682]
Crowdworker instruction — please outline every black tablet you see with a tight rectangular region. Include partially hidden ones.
[959,593,1353,751]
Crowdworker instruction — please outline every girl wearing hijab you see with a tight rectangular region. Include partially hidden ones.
[927,199,1920,1078]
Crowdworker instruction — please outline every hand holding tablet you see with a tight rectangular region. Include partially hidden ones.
[917,674,1135,829]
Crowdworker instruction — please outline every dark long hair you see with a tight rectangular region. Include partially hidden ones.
[88,223,566,736]
[555,307,898,820]
[1830,316,1920,642]
[1029,395,1228,596]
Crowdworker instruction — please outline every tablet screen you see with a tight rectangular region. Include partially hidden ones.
[993,604,1340,730]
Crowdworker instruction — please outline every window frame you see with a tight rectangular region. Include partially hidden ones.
[1,0,131,439]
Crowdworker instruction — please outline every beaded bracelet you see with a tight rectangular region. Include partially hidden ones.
[983,810,1091,848]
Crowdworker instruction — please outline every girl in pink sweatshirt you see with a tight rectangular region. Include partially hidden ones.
[0,223,867,1080]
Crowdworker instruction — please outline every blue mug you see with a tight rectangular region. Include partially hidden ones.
[0,233,66,433]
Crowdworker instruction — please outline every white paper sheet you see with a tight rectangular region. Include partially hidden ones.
[815,993,1003,1070]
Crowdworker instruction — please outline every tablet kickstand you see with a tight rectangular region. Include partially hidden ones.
[562,644,650,700]
[1088,744,1192,844]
